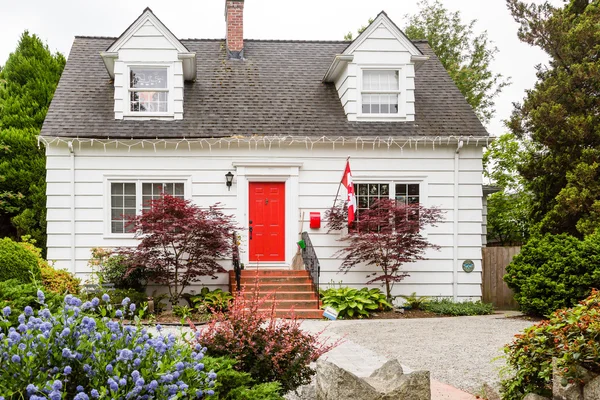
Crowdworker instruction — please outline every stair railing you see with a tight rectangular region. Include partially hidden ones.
[301,231,320,294]
[232,232,241,292]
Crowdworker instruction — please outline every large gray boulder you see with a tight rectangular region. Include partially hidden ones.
[315,359,430,400]
[583,376,600,400]
[552,359,598,400]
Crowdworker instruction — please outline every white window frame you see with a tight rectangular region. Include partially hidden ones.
[357,65,407,120]
[124,64,174,118]
[352,176,429,236]
[103,175,192,238]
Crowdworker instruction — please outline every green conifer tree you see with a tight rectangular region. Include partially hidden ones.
[0,31,65,251]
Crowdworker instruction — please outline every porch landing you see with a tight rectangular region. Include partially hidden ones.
[228,269,323,319]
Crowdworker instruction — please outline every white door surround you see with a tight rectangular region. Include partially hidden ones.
[233,162,302,269]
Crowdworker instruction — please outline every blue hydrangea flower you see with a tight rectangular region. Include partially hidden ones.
[52,380,62,391]
[129,303,136,313]
[102,293,110,303]
[91,389,99,398]
[2,306,11,317]
[106,364,113,374]
[91,297,100,307]
[122,297,130,307]
[64,366,72,375]
[11,355,20,363]
[115,310,123,318]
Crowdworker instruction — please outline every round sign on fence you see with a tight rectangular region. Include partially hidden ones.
[462,259,475,273]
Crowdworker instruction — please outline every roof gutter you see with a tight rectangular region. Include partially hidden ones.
[323,54,354,82]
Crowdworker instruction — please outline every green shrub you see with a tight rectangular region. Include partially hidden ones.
[40,264,81,295]
[89,248,147,291]
[173,304,194,319]
[191,287,234,313]
[0,279,62,325]
[17,239,81,294]
[0,237,40,283]
[501,289,600,399]
[422,298,493,316]
[504,232,600,316]
[203,356,283,400]
[319,286,392,319]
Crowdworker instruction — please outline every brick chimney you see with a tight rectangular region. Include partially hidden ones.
[225,0,244,59]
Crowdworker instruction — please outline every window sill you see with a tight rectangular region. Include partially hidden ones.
[356,114,407,122]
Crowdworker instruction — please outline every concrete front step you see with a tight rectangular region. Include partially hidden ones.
[242,291,319,300]
[233,269,310,277]
[240,275,312,284]
[256,299,320,309]
[266,308,324,319]
[239,283,314,292]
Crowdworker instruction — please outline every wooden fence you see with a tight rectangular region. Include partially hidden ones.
[482,246,521,309]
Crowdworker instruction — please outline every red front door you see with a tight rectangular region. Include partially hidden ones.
[249,182,285,262]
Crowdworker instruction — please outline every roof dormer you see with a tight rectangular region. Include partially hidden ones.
[324,12,429,122]
[101,8,196,120]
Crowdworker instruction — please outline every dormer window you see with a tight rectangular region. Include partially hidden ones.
[129,67,169,113]
[361,70,400,114]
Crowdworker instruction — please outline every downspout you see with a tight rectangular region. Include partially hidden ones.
[453,141,464,302]
[68,141,76,275]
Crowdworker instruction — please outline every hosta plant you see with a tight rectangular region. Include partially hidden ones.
[320,286,392,319]
[0,291,216,399]
[191,288,234,313]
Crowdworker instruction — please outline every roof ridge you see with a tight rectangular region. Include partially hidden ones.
[75,35,428,44]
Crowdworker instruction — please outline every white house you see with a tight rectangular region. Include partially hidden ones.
[40,2,489,313]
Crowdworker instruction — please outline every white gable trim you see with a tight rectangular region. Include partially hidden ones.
[343,12,423,57]
[107,9,188,54]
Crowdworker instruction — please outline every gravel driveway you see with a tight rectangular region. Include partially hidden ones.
[304,313,535,394]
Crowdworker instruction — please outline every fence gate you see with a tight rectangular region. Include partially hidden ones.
[482,246,521,309]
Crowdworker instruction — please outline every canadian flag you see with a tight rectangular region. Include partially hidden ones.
[341,161,356,226]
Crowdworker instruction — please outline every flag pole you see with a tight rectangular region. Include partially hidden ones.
[332,156,351,209]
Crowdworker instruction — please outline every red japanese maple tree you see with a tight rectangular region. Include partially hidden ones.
[327,198,443,301]
[122,194,237,304]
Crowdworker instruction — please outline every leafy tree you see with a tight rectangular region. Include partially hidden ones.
[483,133,533,245]
[507,0,600,237]
[121,194,237,305]
[0,31,65,251]
[327,199,443,301]
[404,0,510,123]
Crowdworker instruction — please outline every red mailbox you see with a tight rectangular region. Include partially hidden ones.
[309,212,321,229]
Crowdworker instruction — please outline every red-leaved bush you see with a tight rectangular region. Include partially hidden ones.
[327,198,443,301]
[121,194,237,305]
[188,282,340,392]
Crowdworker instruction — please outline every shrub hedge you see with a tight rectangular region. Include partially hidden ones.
[504,232,600,316]
[0,237,40,283]
[421,298,493,316]
[501,289,600,399]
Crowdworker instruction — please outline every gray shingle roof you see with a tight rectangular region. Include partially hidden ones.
[41,37,488,138]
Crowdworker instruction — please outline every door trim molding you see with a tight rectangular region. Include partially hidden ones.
[235,166,300,269]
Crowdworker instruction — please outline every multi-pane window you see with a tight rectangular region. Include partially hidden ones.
[361,70,400,114]
[110,181,185,234]
[395,184,420,205]
[353,182,420,221]
[129,68,168,113]
[355,183,390,221]
[142,182,185,210]
[111,183,137,234]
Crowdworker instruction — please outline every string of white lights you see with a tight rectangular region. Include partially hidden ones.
[38,135,491,152]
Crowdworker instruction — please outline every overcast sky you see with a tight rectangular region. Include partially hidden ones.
[0,0,559,137]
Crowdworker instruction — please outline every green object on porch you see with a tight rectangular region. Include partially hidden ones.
[297,240,306,249]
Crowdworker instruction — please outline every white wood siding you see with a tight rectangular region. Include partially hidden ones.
[46,142,483,300]
[113,20,184,120]
[334,23,416,122]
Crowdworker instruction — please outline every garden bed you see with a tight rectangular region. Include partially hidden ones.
[369,309,450,319]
